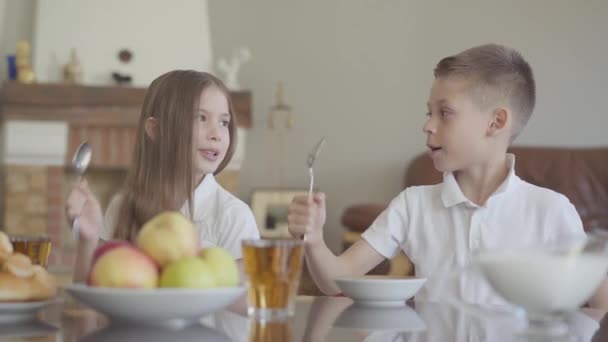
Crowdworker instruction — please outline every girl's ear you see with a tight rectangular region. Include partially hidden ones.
[145,117,159,141]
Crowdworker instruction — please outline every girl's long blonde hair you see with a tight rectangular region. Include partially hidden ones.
[113,70,237,241]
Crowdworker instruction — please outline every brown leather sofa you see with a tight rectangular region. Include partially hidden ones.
[341,147,608,276]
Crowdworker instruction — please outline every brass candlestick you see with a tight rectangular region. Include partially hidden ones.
[268,82,293,188]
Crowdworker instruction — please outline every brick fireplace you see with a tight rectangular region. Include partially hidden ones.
[0,81,252,271]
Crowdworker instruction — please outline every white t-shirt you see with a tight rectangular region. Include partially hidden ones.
[101,174,260,259]
[361,154,586,303]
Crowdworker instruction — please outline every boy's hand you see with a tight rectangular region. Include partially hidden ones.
[287,193,326,245]
[66,180,103,243]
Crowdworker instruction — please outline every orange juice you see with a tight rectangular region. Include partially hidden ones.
[242,239,303,320]
[10,235,52,267]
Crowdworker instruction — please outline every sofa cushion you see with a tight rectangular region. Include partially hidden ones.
[341,204,387,233]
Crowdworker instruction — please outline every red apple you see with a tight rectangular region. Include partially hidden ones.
[90,240,132,266]
[88,242,159,288]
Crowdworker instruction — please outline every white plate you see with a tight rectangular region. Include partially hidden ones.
[335,304,427,332]
[335,276,426,307]
[65,284,245,328]
[0,299,59,324]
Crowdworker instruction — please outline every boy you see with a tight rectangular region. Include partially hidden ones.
[288,44,608,307]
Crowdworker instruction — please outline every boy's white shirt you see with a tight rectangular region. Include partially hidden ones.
[101,173,260,259]
[361,154,586,304]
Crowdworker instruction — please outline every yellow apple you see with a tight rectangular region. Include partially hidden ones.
[136,211,198,267]
[159,257,216,288]
[88,242,159,288]
[199,247,239,287]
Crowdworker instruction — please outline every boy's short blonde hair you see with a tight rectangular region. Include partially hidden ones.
[434,44,535,139]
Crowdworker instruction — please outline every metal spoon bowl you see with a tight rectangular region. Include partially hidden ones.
[72,142,92,177]
[71,142,92,240]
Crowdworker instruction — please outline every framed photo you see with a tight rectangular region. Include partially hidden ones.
[250,189,309,238]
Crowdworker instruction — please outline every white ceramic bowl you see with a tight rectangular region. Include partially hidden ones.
[65,284,245,328]
[476,250,608,314]
[335,304,426,332]
[335,276,426,307]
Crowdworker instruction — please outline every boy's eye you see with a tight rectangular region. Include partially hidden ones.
[198,115,207,122]
[425,112,431,117]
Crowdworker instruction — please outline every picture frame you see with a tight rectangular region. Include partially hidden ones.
[250,189,309,238]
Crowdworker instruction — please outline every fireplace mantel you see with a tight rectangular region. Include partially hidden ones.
[0,81,252,127]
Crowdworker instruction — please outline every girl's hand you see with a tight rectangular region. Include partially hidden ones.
[66,180,103,243]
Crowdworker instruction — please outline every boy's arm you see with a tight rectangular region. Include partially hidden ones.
[305,239,385,295]
[288,193,386,295]
[588,278,608,310]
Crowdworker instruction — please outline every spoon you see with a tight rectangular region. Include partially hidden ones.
[71,142,92,240]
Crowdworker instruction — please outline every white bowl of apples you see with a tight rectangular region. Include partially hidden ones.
[65,211,245,328]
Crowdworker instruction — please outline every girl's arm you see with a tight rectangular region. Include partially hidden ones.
[66,181,105,283]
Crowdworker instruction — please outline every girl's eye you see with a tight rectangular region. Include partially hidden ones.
[220,120,230,127]
[425,112,431,117]
[198,115,207,122]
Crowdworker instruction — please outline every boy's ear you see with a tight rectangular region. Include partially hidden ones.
[144,117,159,141]
[488,107,509,136]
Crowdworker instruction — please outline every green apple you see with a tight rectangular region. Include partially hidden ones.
[159,257,216,288]
[199,247,239,287]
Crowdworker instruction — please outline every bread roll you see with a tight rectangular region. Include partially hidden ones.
[0,232,13,264]
[0,232,57,302]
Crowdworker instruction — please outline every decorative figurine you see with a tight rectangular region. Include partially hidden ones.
[112,48,133,86]
[15,40,35,83]
[217,47,251,90]
[62,48,83,84]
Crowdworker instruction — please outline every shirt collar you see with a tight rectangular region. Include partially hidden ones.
[441,153,518,208]
[183,173,217,218]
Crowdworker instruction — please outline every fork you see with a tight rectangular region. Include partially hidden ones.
[307,136,326,200]
[303,137,326,240]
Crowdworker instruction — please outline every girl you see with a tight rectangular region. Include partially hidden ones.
[66,70,259,282]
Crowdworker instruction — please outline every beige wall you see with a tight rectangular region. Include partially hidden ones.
[208,0,608,252]
[32,0,213,86]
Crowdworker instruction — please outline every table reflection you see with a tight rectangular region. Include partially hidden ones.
[0,296,605,342]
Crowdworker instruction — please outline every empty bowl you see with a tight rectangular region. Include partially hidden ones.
[335,276,426,307]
